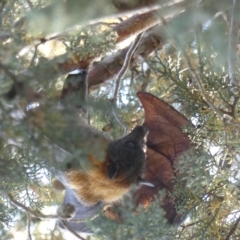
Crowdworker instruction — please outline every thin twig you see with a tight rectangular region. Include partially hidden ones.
[224,215,240,240]
[160,17,233,154]
[231,96,239,117]
[0,188,98,224]
[29,45,39,68]
[91,21,120,27]
[0,61,18,84]
[186,233,197,240]
[25,0,34,9]
[168,19,222,118]
[60,220,86,240]
[112,32,144,102]
[111,104,127,134]
[160,14,228,121]
[0,188,60,220]
[181,50,224,120]
[27,213,32,240]
[193,22,203,74]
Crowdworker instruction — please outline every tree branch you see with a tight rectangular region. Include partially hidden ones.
[86,3,229,88]
[161,10,226,121]
[27,213,33,240]
[60,220,86,240]
[230,96,239,118]
[14,0,191,80]
[182,50,225,120]
[87,24,167,88]
[224,215,240,240]
[25,0,34,9]
[0,61,18,84]
[0,188,98,223]
[0,188,63,220]
[15,0,232,91]
[112,32,144,102]
[113,0,190,42]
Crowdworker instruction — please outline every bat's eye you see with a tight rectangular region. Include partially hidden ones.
[66,162,72,170]
[125,141,135,148]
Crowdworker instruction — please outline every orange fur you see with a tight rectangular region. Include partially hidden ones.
[65,155,130,204]
[63,126,147,205]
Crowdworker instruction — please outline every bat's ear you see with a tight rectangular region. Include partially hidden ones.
[107,162,119,179]
[137,176,154,187]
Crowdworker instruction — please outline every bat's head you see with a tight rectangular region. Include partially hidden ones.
[106,126,149,186]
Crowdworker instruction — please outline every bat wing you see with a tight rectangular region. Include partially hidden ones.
[57,172,102,233]
[136,91,193,223]
[54,143,102,234]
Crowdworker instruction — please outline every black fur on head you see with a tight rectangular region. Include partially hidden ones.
[106,126,148,184]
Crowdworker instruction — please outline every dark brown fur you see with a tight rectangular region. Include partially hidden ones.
[64,125,148,204]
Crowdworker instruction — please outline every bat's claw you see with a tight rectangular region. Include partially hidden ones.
[137,177,155,187]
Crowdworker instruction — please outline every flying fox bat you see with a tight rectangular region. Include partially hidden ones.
[55,71,192,234]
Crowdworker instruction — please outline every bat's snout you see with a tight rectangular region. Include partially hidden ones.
[130,125,149,139]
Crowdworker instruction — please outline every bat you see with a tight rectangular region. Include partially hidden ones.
[55,72,151,233]
[55,71,192,234]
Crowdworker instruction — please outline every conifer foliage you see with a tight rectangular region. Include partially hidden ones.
[0,0,240,239]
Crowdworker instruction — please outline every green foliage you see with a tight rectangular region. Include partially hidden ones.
[147,33,240,240]
[90,194,174,240]
[1,0,240,239]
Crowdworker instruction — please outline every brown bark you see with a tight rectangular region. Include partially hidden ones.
[113,10,160,43]
[55,0,190,71]
[58,9,161,72]
[87,2,233,88]
[18,0,230,89]
[111,0,160,11]
[87,24,167,88]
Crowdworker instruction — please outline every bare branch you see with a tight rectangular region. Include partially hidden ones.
[224,215,240,240]
[162,14,225,121]
[111,105,127,134]
[113,10,159,42]
[0,188,97,223]
[60,220,86,240]
[113,0,190,42]
[14,1,192,78]
[182,51,225,120]
[230,96,239,118]
[193,23,203,73]
[87,24,167,88]
[29,45,39,68]
[0,188,62,220]
[0,61,18,84]
[25,0,34,9]
[27,213,32,240]
[112,32,144,102]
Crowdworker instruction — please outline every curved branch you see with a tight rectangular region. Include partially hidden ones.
[113,32,144,101]
[87,24,167,88]
[60,220,86,240]
[224,215,240,240]
[0,188,64,220]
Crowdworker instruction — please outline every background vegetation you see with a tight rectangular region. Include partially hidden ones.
[0,0,240,239]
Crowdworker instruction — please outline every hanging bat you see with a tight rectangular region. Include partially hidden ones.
[55,71,192,234]
[55,71,152,233]
[104,92,193,225]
